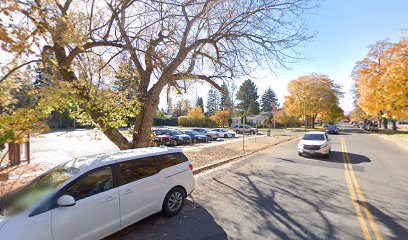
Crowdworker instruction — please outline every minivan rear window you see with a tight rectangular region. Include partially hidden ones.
[119,157,159,185]
[157,153,187,170]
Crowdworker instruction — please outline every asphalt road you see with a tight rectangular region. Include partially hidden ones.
[107,125,408,240]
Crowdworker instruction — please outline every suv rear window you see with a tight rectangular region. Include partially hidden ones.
[157,153,187,170]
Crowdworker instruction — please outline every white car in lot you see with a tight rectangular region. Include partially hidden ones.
[0,147,195,240]
[211,128,236,138]
[297,131,331,158]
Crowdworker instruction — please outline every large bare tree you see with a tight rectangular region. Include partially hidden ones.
[1,0,316,149]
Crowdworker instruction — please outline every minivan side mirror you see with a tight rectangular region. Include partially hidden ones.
[57,195,76,207]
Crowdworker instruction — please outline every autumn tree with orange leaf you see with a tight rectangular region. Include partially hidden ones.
[0,0,317,149]
[284,74,344,128]
[353,39,408,130]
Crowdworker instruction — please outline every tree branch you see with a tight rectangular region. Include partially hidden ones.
[0,60,41,83]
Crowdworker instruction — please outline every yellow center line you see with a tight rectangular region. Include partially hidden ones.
[341,138,372,240]
[342,138,383,240]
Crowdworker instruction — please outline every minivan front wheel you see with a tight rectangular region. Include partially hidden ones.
[162,187,185,217]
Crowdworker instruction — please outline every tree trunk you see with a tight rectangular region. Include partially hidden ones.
[311,115,316,129]
[391,119,397,131]
[132,95,161,148]
[382,117,388,129]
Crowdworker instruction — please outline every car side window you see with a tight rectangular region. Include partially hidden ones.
[157,153,186,170]
[119,157,158,185]
[64,167,113,201]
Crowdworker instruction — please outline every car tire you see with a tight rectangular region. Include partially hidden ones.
[162,187,186,217]
[298,152,302,156]
[236,130,241,134]
[212,137,217,140]
[250,130,255,135]
[193,139,197,144]
[224,134,228,138]
[324,151,331,159]
[172,139,178,146]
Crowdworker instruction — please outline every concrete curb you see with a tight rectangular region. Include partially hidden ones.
[192,136,298,175]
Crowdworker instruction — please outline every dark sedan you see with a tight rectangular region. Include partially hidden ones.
[182,130,209,143]
[326,125,339,134]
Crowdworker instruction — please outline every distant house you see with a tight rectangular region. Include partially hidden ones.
[246,112,271,126]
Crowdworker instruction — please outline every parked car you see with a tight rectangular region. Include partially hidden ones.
[211,128,236,138]
[326,125,339,134]
[368,123,379,131]
[232,125,258,134]
[181,130,209,143]
[0,148,195,240]
[192,128,220,140]
[169,130,192,145]
[297,131,331,158]
[153,129,176,146]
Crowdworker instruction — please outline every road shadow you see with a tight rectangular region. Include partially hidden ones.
[203,168,357,240]
[302,151,371,164]
[359,201,408,240]
[328,132,350,135]
[105,199,227,240]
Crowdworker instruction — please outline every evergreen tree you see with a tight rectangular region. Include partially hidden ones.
[206,86,219,116]
[260,87,278,112]
[247,99,260,115]
[236,79,259,114]
[220,82,233,111]
[196,97,204,112]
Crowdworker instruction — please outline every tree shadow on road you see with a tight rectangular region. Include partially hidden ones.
[105,200,227,240]
[200,167,361,240]
[360,201,408,240]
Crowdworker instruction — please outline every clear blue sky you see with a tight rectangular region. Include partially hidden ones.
[262,0,408,113]
[162,0,408,113]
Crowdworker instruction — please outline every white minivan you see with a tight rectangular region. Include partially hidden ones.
[0,147,195,240]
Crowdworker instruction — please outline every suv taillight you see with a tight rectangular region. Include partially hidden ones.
[188,163,193,171]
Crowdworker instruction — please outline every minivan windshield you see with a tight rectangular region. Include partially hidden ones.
[302,134,326,141]
[0,162,80,216]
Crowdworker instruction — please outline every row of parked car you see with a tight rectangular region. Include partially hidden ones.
[352,122,379,131]
[152,128,237,146]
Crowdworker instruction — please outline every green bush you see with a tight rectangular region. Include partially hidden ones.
[178,116,190,127]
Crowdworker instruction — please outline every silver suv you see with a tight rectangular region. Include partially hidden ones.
[232,125,258,134]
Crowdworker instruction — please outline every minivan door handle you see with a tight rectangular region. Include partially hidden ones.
[122,188,134,195]
[101,195,117,203]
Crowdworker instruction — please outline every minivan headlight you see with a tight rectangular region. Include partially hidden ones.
[321,142,328,148]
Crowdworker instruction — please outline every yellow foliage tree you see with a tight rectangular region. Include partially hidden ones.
[353,39,408,130]
[284,73,343,128]
[187,107,206,126]
[210,110,231,127]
